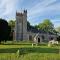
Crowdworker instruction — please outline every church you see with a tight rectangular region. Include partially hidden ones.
[13,10,57,43]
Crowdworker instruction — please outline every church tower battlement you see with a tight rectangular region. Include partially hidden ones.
[16,10,27,16]
[15,10,28,40]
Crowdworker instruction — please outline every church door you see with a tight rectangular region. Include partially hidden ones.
[38,38,40,43]
[29,35,32,41]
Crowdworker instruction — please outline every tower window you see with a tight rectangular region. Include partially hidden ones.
[29,35,32,40]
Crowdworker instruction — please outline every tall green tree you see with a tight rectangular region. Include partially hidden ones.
[35,19,54,32]
[0,18,11,42]
[8,20,16,40]
[43,19,54,32]
[8,20,16,31]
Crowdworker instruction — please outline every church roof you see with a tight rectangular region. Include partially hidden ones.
[27,26,46,33]
[27,26,56,35]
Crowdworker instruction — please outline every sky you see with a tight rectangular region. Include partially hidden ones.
[0,0,60,28]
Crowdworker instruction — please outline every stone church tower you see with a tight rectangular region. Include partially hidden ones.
[15,10,28,41]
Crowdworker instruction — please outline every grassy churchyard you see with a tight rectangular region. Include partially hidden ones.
[0,41,59,60]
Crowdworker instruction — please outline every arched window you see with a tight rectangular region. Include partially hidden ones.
[29,35,32,40]
[42,35,44,40]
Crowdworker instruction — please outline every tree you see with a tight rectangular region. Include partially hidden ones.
[0,18,10,42]
[43,19,54,31]
[27,21,31,30]
[35,19,54,32]
[8,20,16,31]
[8,20,16,40]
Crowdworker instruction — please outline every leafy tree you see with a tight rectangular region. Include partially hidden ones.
[43,19,54,31]
[35,19,54,32]
[0,18,10,42]
[8,20,16,31]
[8,20,16,40]
[27,21,31,30]
[27,21,30,26]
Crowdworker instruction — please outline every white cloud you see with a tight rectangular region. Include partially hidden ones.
[0,0,23,20]
[28,0,56,16]
[27,0,60,21]
[50,19,60,27]
[27,0,60,27]
[0,0,18,16]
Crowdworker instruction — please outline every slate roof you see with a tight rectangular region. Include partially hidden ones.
[27,26,46,33]
[27,26,56,35]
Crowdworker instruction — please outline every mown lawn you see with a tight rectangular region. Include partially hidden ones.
[0,41,59,60]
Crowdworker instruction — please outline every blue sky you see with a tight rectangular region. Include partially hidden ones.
[0,0,60,28]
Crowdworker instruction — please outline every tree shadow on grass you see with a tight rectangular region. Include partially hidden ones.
[0,47,59,54]
[0,48,19,53]
[19,47,59,55]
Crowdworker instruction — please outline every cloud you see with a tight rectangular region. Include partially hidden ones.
[27,0,60,27]
[50,19,60,27]
[0,0,20,20]
[28,0,56,17]
[28,0,60,20]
